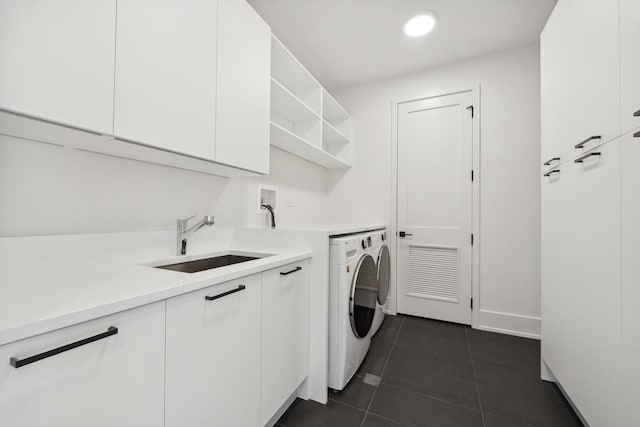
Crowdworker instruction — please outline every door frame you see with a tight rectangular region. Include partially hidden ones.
[389,85,481,328]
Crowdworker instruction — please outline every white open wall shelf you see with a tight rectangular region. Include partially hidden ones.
[270,35,352,169]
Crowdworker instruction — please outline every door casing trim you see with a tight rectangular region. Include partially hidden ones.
[390,85,481,329]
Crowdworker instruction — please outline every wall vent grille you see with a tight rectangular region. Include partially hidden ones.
[407,245,459,302]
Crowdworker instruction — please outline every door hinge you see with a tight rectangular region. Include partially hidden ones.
[466,105,474,118]
[471,298,474,310]
[471,170,474,181]
[471,234,474,245]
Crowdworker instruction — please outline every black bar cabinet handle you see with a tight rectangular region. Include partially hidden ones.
[10,326,118,368]
[574,152,601,163]
[634,109,640,117]
[575,135,601,149]
[280,266,302,276]
[205,285,246,301]
[543,157,560,166]
[399,231,413,238]
[634,131,640,138]
[543,169,560,177]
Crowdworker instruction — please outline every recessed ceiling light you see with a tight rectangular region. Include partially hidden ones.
[404,14,437,38]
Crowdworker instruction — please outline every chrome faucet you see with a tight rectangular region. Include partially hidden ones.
[177,215,215,255]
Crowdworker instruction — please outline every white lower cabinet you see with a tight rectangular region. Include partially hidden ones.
[0,301,165,427]
[165,275,262,427]
[0,260,312,427]
[261,261,310,425]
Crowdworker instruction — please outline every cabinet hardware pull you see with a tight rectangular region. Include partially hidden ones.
[574,152,601,163]
[634,109,640,117]
[10,326,118,369]
[634,131,640,138]
[398,231,413,238]
[543,157,560,166]
[575,135,601,149]
[280,266,302,276]
[205,285,246,301]
[543,169,560,177]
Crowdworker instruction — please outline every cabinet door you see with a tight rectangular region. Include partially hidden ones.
[569,140,622,427]
[215,0,271,173]
[570,0,620,149]
[540,164,574,390]
[0,0,116,134]
[0,302,165,427]
[261,261,310,425]
[114,0,217,160]
[165,276,261,427]
[540,0,572,166]
[620,0,640,134]
[621,133,640,427]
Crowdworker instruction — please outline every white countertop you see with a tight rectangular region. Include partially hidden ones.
[0,248,311,346]
[275,223,386,236]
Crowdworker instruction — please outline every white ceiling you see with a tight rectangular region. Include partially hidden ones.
[248,0,557,89]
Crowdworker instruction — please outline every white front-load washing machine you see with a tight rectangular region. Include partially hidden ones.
[328,233,378,391]
[371,229,390,335]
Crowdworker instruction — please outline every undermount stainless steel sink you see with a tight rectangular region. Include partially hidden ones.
[154,254,265,274]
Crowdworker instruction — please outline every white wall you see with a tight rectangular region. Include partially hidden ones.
[0,43,542,338]
[329,43,542,338]
[0,135,328,236]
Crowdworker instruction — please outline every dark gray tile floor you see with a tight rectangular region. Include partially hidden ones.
[277,314,583,427]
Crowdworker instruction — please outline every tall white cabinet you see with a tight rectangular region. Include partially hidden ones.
[620,0,640,135]
[621,132,640,427]
[541,1,640,426]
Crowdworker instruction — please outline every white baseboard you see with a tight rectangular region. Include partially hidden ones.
[476,309,541,339]
[540,359,556,382]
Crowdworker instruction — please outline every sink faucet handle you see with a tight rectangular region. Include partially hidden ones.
[178,215,197,226]
[178,215,196,222]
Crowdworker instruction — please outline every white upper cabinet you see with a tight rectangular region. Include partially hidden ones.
[0,0,116,134]
[620,0,640,134]
[114,0,218,160]
[569,0,620,149]
[540,0,571,167]
[215,0,271,174]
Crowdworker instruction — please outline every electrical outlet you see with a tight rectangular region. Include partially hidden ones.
[285,200,294,207]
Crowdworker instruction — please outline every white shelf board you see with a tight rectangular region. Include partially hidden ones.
[322,119,350,145]
[271,78,319,123]
[271,35,321,114]
[322,89,350,124]
[270,122,350,169]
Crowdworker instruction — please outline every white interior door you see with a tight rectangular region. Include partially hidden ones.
[396,91,473,325]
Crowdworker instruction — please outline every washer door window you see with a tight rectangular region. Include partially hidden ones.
[350,254,377,338]
[377,245,390,305]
